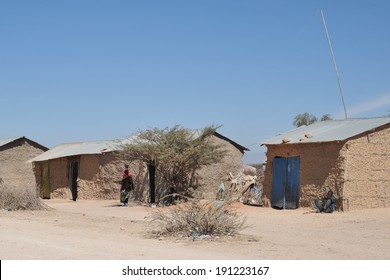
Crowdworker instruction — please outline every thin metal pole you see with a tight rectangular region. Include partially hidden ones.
[321,9,348,119]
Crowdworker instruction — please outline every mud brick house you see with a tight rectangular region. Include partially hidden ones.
[260,117,390,210]
[29,132,249,202]
[28,140,125,200]
[0,136,48,187]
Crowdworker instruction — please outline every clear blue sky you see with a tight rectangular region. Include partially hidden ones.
[1,0,389,163]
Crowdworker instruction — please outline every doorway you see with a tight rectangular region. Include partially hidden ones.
[70,160,79,201]
[272,156,300,209]
[148,162,156,204]
[41,161,50,199]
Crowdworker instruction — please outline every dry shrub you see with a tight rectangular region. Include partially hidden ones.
[148,200,247,237]
[0,184,49,211]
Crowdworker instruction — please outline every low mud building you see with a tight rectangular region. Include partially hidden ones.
[0,136,48,187]
[29,140,128,200]
[261,117,390,210]
[29,132,249,202]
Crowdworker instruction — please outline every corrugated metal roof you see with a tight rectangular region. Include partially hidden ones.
[28,129,248,162]
[28,139,129,162]
[0,136,24,147]
[260,116,390,145]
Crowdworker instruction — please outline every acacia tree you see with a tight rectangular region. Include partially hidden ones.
[320,114,332,121]
[293,112,318,127]
[293,113,333,127]
[119,125,228,196]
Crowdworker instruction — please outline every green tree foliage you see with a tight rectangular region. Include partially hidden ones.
[320,114,332,121]
[293,113,333,127]
[119,125,228,194]
[293,112,318,127]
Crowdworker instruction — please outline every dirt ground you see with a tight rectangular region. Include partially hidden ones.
[1,199,389,260]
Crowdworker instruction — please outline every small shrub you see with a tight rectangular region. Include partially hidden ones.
[0,184,49,211]
[148,199,246,237]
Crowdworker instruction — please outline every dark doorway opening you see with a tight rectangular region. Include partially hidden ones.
[148,162,156,204]
[70,160,79,201]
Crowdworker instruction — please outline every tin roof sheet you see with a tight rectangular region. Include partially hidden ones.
[28,139,128,162]
[260,116,390,145]
[28,130,248,163]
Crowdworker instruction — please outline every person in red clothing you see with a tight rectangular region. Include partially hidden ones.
[120,166,134,206]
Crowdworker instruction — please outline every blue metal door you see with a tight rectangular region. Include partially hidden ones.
[272,156,300,209]
[272,157,287,208]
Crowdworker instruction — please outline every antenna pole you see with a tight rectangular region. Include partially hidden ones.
[321,9,348,119]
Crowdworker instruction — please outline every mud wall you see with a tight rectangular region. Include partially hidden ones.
[77,154,147,200]
[342,126,390,210]
[195,135,246,200]
[263,125,390,210]
[33,153,148,201]
[0,140,46,187]
[263,142,345,208]
[48,157,70,198]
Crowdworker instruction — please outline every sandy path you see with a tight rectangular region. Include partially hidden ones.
[1,199,389,260]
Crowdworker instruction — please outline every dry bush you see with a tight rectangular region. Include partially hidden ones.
[148,200,247,237]
[0,184,49,211]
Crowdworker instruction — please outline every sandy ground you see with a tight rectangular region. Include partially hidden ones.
[1,199,389,260]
